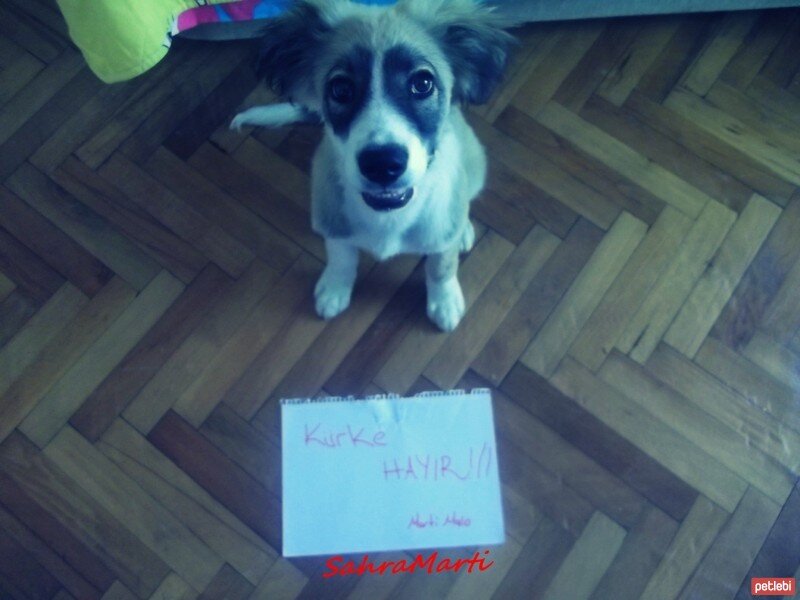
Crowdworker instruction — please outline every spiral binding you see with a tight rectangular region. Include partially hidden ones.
[280,388,490,405]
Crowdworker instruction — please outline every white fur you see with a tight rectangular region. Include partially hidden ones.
[230,103,308,130]
[232,0,506,331]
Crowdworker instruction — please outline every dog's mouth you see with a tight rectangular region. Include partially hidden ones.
[362,188,414,211]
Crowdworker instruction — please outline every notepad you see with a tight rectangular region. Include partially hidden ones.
[281,389,505,557]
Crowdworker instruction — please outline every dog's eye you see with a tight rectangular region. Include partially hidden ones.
[409,71,435,98]
[329,76,355,104]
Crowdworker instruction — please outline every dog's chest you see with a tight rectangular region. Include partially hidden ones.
[344,217,421,260]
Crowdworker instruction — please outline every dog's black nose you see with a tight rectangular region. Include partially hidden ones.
[358,144,408,186]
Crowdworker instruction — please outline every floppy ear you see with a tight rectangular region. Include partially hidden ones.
[433,8,514,105]
[256,2,330,102]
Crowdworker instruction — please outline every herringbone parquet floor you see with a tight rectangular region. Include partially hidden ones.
[1,1,799,598]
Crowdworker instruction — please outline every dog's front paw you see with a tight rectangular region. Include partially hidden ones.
[314,271,353,320]
[427,278,465,332]
[458,221,475,254]
[229,110,253,132]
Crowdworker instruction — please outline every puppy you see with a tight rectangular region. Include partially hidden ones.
[232,0,513,331]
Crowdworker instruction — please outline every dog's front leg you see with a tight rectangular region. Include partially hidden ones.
[426,247,465,332]
[315,238,359,320]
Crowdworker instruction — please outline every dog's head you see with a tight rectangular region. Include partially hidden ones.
[257,0,513,211]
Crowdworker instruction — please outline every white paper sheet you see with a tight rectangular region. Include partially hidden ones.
[281,389,505,557]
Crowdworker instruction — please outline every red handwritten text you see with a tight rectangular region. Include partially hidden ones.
[304,424,387,448]
[382,442,493,481]
[323,550,495,577]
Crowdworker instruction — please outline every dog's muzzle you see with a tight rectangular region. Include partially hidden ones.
[362,187,414,211]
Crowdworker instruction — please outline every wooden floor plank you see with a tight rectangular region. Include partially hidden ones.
[492,384,650,529]
[43,427,223,591]
[0,67,102,181]
[122,260,276,434]
[743,330,800,394]
[249,559,306,600]
[70,264,232,442]
[552,19,642,113]
[712,195,800,349]
[617,199,736,363]
[163,58,258,161]
[680,11,757,95]
[98,153,254,278]
[0,502,102,600]
[74,42,217,170]
[148,573,196,600]
[0,469,115,596]
[0,50,83,147]
[501,363,698,521]
[0,39,43,107]
[0,1,67,63]
[588,506,678,600]
[759,12,800,87]
[323,262,427,399]
[2,8,799,596]
[635,13,715,102]
[491,516,575,600]
[0,224,64,304]
[647,342,800,473]
[0,433,170,598]
[696,336,800,434]
[99,419,276,586]
[494,105,663,226]
[426,226,559,389]
[759,252,800,345]
[665,86,800,186]
[719,9,793,88]
[470,116,621,229]
[0,283,86,399]
[640,495,729,600]
[19,272,183,448]
[570,207,691,371]
[374,231,514,393]
[511,20,604,117]
[536,101,712,218]
[0,277,135,443]
[599,351,795,504]
[0,293,36,349]
[664,193,780,357]
[143,147,300,274]
[521,212,647,377]
[173,255,317,428]
[679,487,781,600]
[624,90,797,205]
[736,480,800,599]
[0,528,62,600]
[475,151,577,241]
[8,162,162,291]
[472,23,562,123]
[596,16,681,106]
[51,157,201,286]
[0,186,113,297]
[148,411,282,557]
[540,511,627,600]
[579,94,753,213]
[552,358,748,512]
[472,218,603,384]
[188,143,326,261]
[119,42,250,165]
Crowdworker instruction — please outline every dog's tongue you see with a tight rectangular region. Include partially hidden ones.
[362,188,414,211]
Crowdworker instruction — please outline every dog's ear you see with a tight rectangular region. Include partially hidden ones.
[432,7,514,105]
[257,2,330,101]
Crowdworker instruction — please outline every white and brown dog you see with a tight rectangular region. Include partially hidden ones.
[232,0,513,331]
